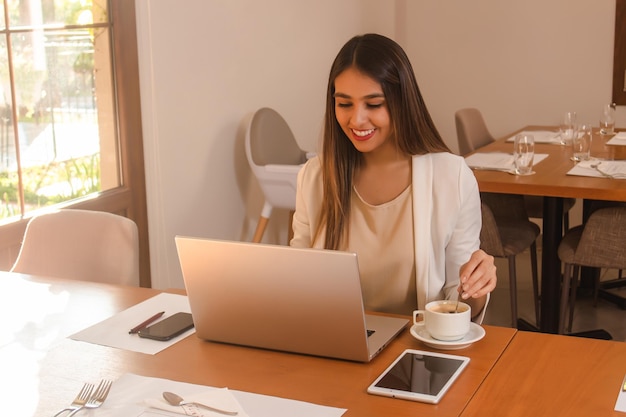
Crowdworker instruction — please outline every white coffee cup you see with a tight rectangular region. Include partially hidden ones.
[413,300,471,341]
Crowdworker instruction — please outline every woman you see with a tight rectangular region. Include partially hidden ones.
[290,34,496,321]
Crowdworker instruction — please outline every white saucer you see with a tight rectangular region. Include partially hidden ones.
[410,322,486,350]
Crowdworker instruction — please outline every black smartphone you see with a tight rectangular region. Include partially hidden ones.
[137,312,194,341]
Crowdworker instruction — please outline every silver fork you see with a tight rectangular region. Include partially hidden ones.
[52,383,94,417]
[67,379,112,416]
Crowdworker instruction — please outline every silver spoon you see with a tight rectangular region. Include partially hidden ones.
[162,391,239,415]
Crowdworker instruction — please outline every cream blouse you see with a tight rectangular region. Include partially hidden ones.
[291,154,488,323]
[348,185,416,315]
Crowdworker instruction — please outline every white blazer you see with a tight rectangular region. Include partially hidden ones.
[291,152,488,322]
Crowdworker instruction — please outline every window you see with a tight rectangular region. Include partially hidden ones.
[0,0,118,220]
[0,0,151,286]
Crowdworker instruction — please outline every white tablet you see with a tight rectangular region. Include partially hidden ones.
[367,349,470,404]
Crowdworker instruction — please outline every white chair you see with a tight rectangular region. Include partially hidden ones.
[245,107,307,243]
[11,209,140,286]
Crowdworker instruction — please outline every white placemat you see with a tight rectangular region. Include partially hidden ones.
[614,375,626,412]
[70,293,195,355]
[505,130,563,144]
[465,152,549,172]
[607,132,626,146]
[567,160,626,179]
[91,373,347,417]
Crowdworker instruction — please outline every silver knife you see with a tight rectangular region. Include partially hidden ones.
[470,166,513,172]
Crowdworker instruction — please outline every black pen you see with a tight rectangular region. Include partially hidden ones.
[129,311,165,334]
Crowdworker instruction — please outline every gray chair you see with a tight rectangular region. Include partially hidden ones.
[479,195,540,327]
[557,206,626,334]
[455,107,575,230]
[245,108,308,243]
[455,108,495,156]
[11,209,140,286]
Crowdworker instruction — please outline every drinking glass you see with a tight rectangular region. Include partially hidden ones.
[560,111,577,144]
[571,123,592,161]
[513,133,535,175]
[599,103,615,135]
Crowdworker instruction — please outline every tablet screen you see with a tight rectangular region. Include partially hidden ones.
[367,349,470,404]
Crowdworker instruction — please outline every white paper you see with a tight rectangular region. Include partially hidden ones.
[607,132,626,146]
[93,373,346,417]
[506,130,563,144]
[567,160,626,179]
[615,377,626,412]
[70,293,195,355]
[465,152,549,172]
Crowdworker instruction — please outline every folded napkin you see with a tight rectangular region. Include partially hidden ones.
[465,152,549,172]
[607,132,626,146]
[145,388,248,416]
[567,160,626,179]
[506,130,563,144]
[465,152,515,171]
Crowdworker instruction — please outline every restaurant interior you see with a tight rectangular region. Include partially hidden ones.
[134,0,626,291]
[3,1,626,416]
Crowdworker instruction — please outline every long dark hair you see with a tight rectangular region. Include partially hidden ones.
[315,33,450,249]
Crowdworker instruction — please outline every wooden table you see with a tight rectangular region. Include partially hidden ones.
[0,272,517,417]
[469,126,626,333]
[460,330,626,417]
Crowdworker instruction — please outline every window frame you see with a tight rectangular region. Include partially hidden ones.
[0,0,151,286]
[612,0,626,105]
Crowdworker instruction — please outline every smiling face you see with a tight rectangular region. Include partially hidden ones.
[333,67,394,155]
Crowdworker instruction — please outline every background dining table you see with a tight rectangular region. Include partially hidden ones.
[468,126,626,333]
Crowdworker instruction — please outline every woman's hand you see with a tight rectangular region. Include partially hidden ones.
[458,249,497,299]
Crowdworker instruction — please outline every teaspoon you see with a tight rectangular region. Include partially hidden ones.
[162,391,239,415]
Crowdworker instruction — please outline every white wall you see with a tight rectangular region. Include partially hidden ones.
[135,0,622,289]
[135,0,397,289]
[399,0,622,150]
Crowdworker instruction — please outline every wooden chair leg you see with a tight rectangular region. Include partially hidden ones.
[252,216,270,243]
[530,241,540,326]
[252,202,273,243]
[288,210,295,243]
[508,255,518,328]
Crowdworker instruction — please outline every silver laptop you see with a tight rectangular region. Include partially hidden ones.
[175,236,408,362]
